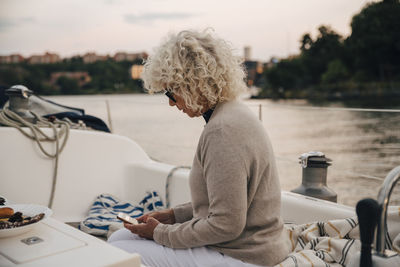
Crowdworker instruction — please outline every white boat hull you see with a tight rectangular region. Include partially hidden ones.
[0,127,355,224]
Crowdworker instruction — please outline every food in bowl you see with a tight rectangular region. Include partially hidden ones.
[0,207,14,218]
[0,207,45,229]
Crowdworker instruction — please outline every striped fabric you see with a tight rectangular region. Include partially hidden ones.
[80,192,163,237]
[275,209,400,267]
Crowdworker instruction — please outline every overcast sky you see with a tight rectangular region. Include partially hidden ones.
[0,0,377,62]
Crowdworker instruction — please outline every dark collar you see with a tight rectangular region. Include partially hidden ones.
[202,108,214,123]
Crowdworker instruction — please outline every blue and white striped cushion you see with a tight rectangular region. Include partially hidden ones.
[80,191,163,237]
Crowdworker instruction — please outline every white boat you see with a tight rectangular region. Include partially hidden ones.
[0,87,399,266]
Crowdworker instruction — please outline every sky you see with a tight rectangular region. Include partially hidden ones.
[0,0,378,62]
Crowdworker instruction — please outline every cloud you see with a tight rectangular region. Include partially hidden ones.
[124,12,198,24]
[0,17,35,31]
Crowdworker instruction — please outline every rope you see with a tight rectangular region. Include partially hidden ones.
[0,108,77,208]
[165,166,191,208]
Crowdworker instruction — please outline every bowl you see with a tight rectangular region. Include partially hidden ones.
[0,204,52,238]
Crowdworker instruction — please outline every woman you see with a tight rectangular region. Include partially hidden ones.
[108,29,291,267]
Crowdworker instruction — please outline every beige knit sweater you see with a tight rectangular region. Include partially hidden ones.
[154,100,291,266]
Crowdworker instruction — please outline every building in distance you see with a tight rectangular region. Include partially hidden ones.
[114,52,148,62]
[27,52,61,64]
[0,54,24,64]
[0,52,61,64]
[82,52,109,64]
[244,46,252,61]
[243,46,264,87]
[130,65,144,80]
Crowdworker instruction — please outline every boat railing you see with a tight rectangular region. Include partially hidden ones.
[376,165,400,255]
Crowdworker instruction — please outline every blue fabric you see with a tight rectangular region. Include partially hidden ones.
[80,191,163,236]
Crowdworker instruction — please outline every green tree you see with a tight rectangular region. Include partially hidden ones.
[321,59,349,84]
[57,76,80,95]
[264,56,305,97]
[300,25,345,85]
[346,0,400,81]
[262,25,345,97]
[0,65,26,86]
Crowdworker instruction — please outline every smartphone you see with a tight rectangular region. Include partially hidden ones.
[117,212,139,225]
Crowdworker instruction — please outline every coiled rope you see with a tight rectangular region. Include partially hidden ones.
[0,108,76,208]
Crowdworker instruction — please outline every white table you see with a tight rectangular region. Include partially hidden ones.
[0,218,141,267]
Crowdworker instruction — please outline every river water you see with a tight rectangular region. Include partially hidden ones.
[47,94,400,207]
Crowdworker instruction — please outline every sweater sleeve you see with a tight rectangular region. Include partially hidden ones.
[154,127,248,248]
[172,202,193,223]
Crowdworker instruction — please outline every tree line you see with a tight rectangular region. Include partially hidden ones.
[258,0,400,100]
[0,57,144,95]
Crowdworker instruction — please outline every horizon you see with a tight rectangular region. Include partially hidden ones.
[1,0,378,61]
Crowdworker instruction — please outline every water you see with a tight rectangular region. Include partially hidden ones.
[46,94,400,207]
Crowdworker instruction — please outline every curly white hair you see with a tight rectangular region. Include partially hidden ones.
[141,29,247,113]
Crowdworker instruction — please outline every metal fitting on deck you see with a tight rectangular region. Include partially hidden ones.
[291,151,337,202]
[5,85,36,123]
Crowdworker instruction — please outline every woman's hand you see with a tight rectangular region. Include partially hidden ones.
[124,209,175,240]
[124,217,160,240]
[137,208,176,225]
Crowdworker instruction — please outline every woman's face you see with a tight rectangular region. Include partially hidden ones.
[168,94,202,118]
